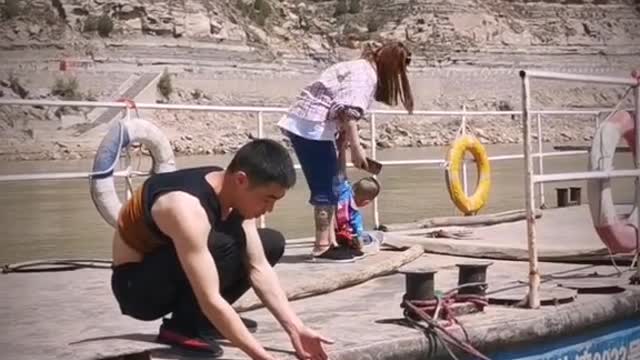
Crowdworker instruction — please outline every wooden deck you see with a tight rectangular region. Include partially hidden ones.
[1,206,639,360]
[384,205,634,262]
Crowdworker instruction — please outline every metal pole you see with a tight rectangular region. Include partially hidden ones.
[0,99,291,114]
[461,105,469,196]
[257,111,266,229]
[0,151,594,182]
[634,85,640,280]
[521,70,638,86]
[534,168,640,183]
[520,71,540,308]
[124,107,133,202]
[0,98,623,116]
[370,113,380,228]
[536,114,545,208]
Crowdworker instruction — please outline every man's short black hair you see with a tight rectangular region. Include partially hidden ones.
[227,138,296,189]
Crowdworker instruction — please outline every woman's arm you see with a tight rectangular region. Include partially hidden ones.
[336,131,349,177]
[341,114,368,171]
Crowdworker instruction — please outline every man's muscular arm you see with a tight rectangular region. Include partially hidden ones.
[242,219,333,360]
[242,219,303,333]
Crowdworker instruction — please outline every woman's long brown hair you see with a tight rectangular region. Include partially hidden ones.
[363,41,414,114]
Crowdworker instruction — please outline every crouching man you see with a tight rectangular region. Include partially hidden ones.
[111,139,332,359]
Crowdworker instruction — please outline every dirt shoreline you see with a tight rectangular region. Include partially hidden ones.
[0,54,637,163]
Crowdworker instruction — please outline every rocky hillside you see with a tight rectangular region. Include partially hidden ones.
[1,0,639,63]
[0,0,639,161]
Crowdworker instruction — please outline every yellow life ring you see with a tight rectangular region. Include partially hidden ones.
[445,134,491,215]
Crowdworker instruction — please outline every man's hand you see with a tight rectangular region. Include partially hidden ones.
[289,326,334,360]
[242,219,330,359]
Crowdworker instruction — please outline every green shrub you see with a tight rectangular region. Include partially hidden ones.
[348,0,361,14]
[4,0,20,19]
[97,14,114,37]
[335,0,348,16]
[157,69,173,99]
[52,76,81,100]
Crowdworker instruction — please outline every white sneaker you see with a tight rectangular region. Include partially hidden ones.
[360,231,384,254]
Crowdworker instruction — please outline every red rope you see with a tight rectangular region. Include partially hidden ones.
[402,291,491,360]
[117,98,140,118]
[404,294,488,326]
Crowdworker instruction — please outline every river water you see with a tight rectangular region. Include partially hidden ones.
[0,144,634,265]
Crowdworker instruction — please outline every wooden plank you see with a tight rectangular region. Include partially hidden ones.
[74,72,161,134]
[379,209,543,232]
[233,245,424,312]
[553,145,631,152]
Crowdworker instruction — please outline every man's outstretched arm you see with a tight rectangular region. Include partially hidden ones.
[153,193,274,360]
[242,219,333,359]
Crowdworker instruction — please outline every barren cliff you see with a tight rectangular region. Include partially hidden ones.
[0,0,638,160]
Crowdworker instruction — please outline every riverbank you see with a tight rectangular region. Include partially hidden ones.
[1,65,630,162]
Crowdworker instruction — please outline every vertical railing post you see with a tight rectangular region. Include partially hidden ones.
[536,113,545,208]
[520,71,540,309]
[633,83,640,280]
[461,105,469,196]
[124,106,133,202]
[370,113,380,228]
[257,111,266,228]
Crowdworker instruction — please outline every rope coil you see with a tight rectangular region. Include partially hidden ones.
[401,282,492,360]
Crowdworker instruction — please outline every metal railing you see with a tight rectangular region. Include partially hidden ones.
[520,69,640,309]
[0,98,610,229]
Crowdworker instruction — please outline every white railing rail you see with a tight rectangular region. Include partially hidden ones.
[0,98,617,115]
[0,98,612,232]
[0,151,587,181]
[519,69,640,309]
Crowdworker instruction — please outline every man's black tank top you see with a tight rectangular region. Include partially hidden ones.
[141,166,245,245]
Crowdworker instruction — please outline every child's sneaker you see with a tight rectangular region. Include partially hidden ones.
[310,246,355,263]
[350,247,367,260]
[360,231,385,254]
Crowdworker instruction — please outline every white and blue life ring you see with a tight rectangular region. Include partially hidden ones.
[587,110,638,254]
[90,118,176,228]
